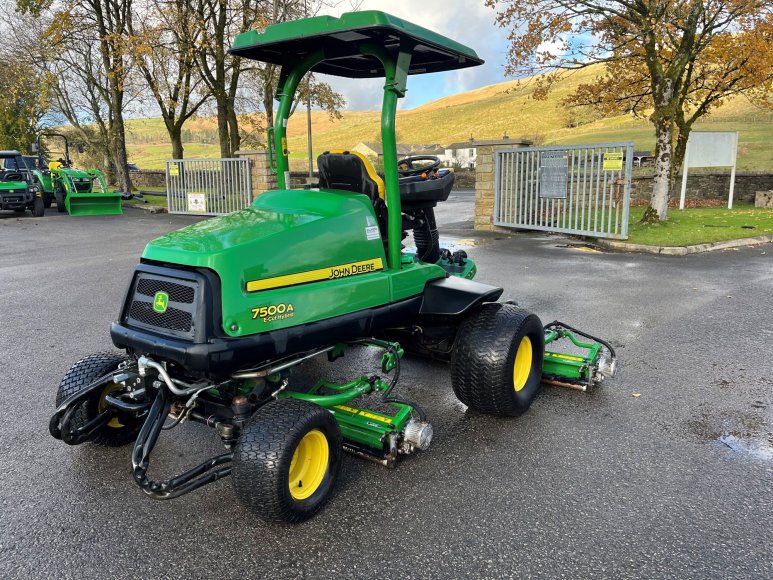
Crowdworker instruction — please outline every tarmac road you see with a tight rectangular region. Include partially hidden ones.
[1,206,771,579]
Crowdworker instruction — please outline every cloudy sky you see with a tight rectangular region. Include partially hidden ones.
[322,1,512,110]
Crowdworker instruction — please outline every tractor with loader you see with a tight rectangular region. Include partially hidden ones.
[30,133,122,216]
[49,11,617,523]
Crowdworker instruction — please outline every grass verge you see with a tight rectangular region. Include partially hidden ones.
[626,204,773,246]
[123,193,168,207]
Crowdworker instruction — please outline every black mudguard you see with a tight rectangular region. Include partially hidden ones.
[419,276,503,316]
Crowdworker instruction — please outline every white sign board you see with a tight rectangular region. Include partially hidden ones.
[187,192,207,213]
[539,152,569,199]
[680,131,738,209]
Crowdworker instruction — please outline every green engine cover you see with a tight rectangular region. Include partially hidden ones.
[142,188,445,338]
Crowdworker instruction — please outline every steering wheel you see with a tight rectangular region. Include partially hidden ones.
[3,172,24,182]
[397,155,441,177]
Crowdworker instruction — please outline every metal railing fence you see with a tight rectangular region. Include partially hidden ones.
[493,143,633,239]
[165,158,252,215]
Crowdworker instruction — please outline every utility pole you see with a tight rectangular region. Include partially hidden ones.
[306,0,313,178]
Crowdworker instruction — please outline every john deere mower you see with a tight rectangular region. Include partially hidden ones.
[0,150,45,217]
[49,11,616,523]
[31,133,122,216]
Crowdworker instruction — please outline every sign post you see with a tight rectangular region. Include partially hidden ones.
[679,131,738,210]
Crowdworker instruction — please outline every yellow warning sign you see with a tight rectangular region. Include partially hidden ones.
[603,152,623,171]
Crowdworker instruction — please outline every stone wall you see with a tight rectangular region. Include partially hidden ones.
[131,170,166,188]
[235,150,277,198]
[630,171,773,204]
[474,142,532,231]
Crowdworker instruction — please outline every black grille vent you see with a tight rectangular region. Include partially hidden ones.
[136,278,195,303]
[128,301,192,332]
[124,273,199,340]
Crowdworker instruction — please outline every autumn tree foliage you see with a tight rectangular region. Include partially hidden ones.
[0,58,52,152]
[487,0,773,220]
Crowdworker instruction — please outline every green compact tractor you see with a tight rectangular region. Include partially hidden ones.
[0,150,45,217]
[31,133,122,216]
[49,11,616,523]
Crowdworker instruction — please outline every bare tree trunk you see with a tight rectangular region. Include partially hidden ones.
[227,100,240,155]
[111,95,133,191]
[170,126,184,160]
[215,96,231,158]
[651,117,672,220]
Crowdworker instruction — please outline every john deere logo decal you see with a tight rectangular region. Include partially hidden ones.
[153,291,169,313]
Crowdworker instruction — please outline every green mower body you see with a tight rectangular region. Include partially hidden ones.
[51,10,616,523]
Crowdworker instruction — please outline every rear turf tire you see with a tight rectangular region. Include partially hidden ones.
[232,398,342,523]
[43,191,53,208]
[56,352,142,446]
[451,303,544,416]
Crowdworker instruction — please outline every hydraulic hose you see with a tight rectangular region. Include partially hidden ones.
[351,338,428,422]
[543,321,617,359]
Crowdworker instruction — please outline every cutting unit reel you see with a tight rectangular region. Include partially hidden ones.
[49,315,616,522]
[49,340,436,522]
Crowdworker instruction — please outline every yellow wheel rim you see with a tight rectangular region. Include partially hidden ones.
[513,336,533,392]
[98,384,124,429]
[288,429,329,500]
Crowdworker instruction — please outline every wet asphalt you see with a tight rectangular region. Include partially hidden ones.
[0,196,771,579]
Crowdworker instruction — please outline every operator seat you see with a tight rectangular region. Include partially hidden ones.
[317,150,388,237]
[317,150,384,201]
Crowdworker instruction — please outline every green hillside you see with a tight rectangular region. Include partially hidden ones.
[126,66,773,171]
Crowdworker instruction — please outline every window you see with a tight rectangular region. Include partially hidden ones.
[469,148,475,157]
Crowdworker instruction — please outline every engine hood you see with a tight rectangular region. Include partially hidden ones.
[142,188,386,289]
[0,180,29,191]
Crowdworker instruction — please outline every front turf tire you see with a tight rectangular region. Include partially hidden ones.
[451,303,544,416]
[232,398,342,523]
[55,187,66,213]
[32,195,45,217]
[56,352,142,446]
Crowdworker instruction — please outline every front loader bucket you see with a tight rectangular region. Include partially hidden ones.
[65,192,123,216]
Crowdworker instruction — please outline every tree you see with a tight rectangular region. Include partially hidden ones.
[0,57,52,152]
[194,0,348,158]
[129,0,210,159]
[194,0,267,158]
[18,0,137,191]
[487,0,773,220]
[253,0,348,131]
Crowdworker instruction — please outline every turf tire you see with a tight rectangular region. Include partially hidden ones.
[55,186,66,213]
[232,398,342,523]
[451,303,544,416]
[32,195,45,217]
[56,352,142,446]
[43,191,53,208]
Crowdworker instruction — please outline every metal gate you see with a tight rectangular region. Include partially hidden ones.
[493,143,633,239]
[166,158,252,215]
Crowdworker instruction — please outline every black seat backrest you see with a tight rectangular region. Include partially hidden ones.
[317,151,384,202]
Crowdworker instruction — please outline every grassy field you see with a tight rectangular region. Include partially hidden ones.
[125,65,773,171]
[626,204,773,246]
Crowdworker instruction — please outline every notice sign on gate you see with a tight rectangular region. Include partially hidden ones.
[539,151,568,199]
[187,192,207,213]
[603,152,624,171]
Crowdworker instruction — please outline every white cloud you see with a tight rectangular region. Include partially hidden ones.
[323,0,510,109]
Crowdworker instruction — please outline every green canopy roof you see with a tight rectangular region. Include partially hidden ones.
[230,10,484,78]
